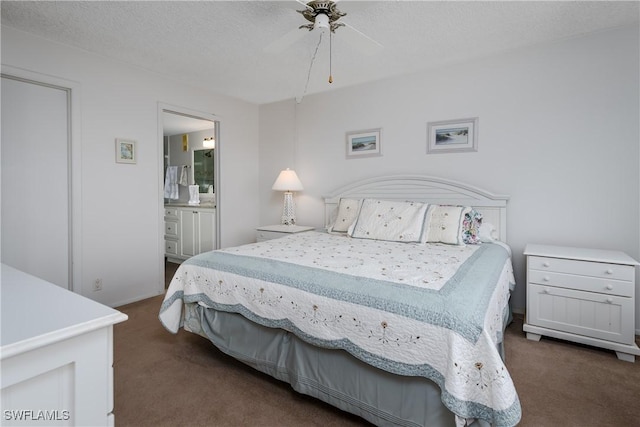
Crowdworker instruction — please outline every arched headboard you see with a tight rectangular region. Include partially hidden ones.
[323,175,510,241]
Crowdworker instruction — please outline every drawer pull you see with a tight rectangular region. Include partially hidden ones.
[543,276,550,282]
[606,284,613,290]
[606,298,613,304]
[605,269,613,275]
[542,262,550,268]
[543,288,550,294]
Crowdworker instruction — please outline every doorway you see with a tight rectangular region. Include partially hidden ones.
[157,104,220,290]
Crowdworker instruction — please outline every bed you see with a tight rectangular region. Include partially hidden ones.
[159,175,521,427]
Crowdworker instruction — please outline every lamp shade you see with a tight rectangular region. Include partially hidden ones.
[272,168,303,192]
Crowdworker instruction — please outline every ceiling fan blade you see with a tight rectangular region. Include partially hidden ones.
[264,26,309,54]
[341,21,383,56]
[294,0,313,11]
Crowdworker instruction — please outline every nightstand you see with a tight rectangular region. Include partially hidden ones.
[256,225,315,242]
[523,243,640,362]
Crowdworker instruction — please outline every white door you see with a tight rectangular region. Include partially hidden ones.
[1,76,71,289]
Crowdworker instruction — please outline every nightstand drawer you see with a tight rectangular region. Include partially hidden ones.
[528,256,634,282]
[528,283,634,344]
[528,270,633,297]
[256,230,286,242]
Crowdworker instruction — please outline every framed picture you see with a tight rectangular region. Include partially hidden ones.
[427,117,478,154]
[346,128,381,159]
[115,138,136,164]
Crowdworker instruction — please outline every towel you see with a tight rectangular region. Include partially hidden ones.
[179,165,188,186]
[164,166,179,200]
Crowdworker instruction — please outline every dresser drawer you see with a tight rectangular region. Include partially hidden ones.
[528,270,633,297]
[165,239,178,256]
[528,256,634,282]
[164,207,179,219]
[165,221,179,237]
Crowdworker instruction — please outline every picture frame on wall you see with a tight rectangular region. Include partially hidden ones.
[427,117,478,154]
[346,128,381,159]
[115,138,136,164]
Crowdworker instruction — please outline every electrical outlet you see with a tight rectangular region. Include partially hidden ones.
[93,278,103,291]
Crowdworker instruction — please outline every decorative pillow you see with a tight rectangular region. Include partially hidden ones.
[348,199,428,243]
[478,222,498,242]
[422,205,471,245]
[328,198,361,233]
[462,209,483,244]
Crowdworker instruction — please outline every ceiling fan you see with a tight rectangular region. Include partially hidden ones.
[265,0,382,56]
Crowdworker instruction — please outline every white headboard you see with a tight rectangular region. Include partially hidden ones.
[323,175,510,241]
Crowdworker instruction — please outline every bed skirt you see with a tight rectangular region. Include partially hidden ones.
[184,302,498,427]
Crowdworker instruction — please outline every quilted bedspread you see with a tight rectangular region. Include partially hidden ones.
[159,231,521,426]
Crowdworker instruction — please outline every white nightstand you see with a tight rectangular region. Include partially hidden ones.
[256,224,315,242]
[523,243,640,362]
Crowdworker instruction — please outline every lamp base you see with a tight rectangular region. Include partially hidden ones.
[281,191,296,225]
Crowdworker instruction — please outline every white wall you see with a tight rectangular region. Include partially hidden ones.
[259,25,640,328]
[1,27,260,307]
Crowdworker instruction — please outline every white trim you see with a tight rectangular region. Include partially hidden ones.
[323,174,509,242]
[1,65,82,294]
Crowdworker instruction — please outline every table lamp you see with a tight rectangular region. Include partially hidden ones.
[272,168,303,225]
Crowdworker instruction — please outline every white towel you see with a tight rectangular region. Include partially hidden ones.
[179,165,188,186]
[164,166,179,200]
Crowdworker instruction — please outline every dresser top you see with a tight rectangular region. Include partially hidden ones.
[524,244,639,266]
[1,264,128,359]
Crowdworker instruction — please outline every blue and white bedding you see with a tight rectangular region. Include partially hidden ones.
[159,231,521,426]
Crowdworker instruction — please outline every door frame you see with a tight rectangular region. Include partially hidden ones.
[157,103,221,292]
[1,65,82,292]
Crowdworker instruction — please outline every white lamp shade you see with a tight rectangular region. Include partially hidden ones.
[272,169,303,192]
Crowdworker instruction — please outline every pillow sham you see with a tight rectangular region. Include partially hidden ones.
[328,198,361,233]
[422,205,471,245]
[348,199,428,243]
[462,209,483,244]
[478,222,498,242]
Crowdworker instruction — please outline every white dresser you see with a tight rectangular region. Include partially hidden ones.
[523,244,640,362]
[1,264,128,425]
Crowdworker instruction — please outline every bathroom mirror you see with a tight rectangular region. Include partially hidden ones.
[192,149,214,193]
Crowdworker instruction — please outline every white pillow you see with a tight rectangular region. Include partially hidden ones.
[328,198,361,233]
[348,199,428,243]
[422,205,471,245]
[478,222,498,242]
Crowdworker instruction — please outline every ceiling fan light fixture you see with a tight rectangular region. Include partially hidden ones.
[314,13,329,31]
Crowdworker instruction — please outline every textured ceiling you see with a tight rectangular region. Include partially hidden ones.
[2,1,638,105]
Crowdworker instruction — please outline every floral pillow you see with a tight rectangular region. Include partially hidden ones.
[462,209,483,244]
[328,198,361,233]
[348,199,428,243]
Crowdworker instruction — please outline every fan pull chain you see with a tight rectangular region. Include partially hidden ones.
[328,31,333,84]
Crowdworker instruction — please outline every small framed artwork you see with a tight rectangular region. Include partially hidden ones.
[115,138,136,164]
[427,117,478,154]
[346,128,381,159]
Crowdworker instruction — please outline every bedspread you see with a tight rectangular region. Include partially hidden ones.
[159,232,521,426]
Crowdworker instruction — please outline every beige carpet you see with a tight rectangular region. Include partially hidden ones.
[114,295,640,426]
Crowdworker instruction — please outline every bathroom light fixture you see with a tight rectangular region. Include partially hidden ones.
[203,137,215,149]
[272,168,304,225]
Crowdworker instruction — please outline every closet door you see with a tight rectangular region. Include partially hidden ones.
[1,76,70,289]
